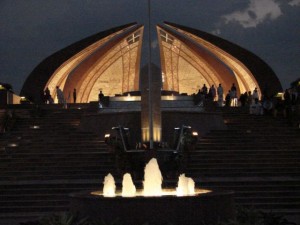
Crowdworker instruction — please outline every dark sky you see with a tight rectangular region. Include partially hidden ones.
[1,0,299,94]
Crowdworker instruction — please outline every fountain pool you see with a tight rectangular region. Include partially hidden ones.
[70,158,235,225]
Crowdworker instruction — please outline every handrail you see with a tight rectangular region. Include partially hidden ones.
[175,125,191,152]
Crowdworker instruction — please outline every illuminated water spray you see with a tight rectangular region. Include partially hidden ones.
[122,173,136,197]
[103,173,116,197]
[100,158,206,197]
[143,158,163,196]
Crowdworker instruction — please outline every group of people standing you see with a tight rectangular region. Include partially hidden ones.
[41,87,106,109]
[196,83,224,107]
[41,86,77,106]
[195,83,267,112]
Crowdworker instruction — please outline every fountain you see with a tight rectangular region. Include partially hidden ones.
[176,173,195,196]
[70,158,235,225]
[121,173,136,197]
[143,158,163,196]
[102,173,116,197]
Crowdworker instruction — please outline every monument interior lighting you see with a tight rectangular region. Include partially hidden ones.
[163,95,175,101]
[124,95,139,101]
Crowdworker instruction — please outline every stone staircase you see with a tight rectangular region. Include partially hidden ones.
[0,106,114,224]
[185,107,300,223]
[0,103,299,224]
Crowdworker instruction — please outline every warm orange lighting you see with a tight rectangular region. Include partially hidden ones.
[124,95,138,101]
[153,127,162,142]
[158,25,261,97]
[142,128,150,142]
[275,92,284,100]
[8,143,18,147]
[91,189,211,197]
[192,131,198,136]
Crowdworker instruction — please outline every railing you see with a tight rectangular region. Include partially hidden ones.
[0,109,17,134]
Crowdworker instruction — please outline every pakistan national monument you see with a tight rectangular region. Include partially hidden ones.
[21,22,282,104]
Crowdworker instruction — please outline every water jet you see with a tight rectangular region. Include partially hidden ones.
[70,158,235,225]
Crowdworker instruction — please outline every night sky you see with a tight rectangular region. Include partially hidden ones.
[1,0,299,94]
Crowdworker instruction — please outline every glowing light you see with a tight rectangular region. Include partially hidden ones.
[143,158,163,196]
[95,158,211,198]
[176,174,195,196]
[142,127,150,142]
[103,173,116,197]
[153,127,161,142]
[122,173,136,197]
[275,92,284,100]
[124,95,137,101]
[104,134,110,138]
[8,143,18,147]
[164,95,175,100]
[30,125,40,129]
[92,189,210,197]
[0,85,5,90]
[192,131,198,136]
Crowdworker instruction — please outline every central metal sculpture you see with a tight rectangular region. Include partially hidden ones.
[140,1,161,148]
[140,64,162,147]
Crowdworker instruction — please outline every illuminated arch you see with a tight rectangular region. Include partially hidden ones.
[161,22,282,97]
[21,23,143,103]
[157,25,236,96]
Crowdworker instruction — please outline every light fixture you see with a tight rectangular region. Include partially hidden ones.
[275,92,284,100]
[104,134,111,144]
[30,125,40,129]
[8,143,18,147]
[192,132,198,136]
